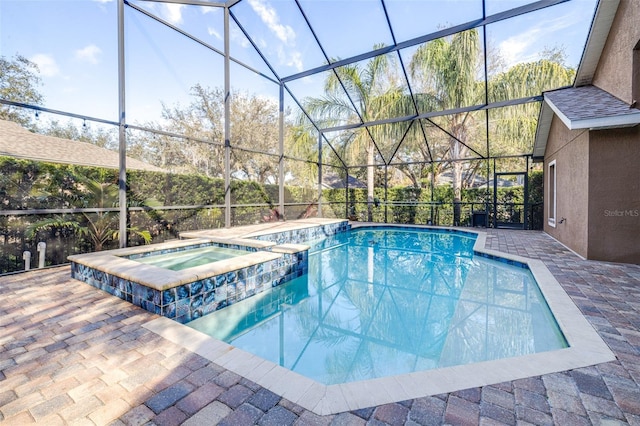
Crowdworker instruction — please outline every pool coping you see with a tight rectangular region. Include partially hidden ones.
[143,222,616,416]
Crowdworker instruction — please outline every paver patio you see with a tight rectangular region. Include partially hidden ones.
[1,229,639,425]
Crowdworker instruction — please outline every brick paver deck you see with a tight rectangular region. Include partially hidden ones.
[1,229,639,425]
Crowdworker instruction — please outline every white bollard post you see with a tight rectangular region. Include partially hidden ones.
[37,242,47,268]
[23,250,31,271]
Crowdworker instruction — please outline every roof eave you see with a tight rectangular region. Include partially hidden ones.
[569,115,640,130]
[532,102,553,159]
[545,97,640,130]
[531,96,640,162]
[574,0,621,87]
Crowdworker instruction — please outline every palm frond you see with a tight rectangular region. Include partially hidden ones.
[25,216,84,240]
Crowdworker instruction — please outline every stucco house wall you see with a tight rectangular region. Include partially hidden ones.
[543,117,590,258]
[587,126,640,263]
[591,0,640,103]
[539,0,640,264]
[585,0,640,264]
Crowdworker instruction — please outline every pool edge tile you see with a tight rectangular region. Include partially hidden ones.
[143,317,233,360]
[268,369,316,405]
[256,364,295,390]
[235,357,277,384]
[213,347,256,371]
[314,385,350,416]
[339,380,393,411]
[294,381,327,412]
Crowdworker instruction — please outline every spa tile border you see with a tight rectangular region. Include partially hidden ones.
[67,220,347,323]
[71,249,307,323]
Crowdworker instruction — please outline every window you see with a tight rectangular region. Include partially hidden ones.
[548,160,557,227]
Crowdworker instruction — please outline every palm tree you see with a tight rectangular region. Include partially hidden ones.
[27,175,151,251]
[290,33,575,225]
[297,51,408,221]
[409,29,483,225]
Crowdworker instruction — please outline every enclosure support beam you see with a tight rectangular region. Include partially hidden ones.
[117,0,127,248]
[282,0,569,83]
[483,0,492,217]
[492,158,497,228]
[224,6,231,228]
[525,156,530,230]
[384,165,388,223]
[345,167,350,220]
[278,84,285,219]
[430,163,435,225]
[317,133,323,218]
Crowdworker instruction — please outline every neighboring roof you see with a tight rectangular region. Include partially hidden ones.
[0,119,162,172]
[574,0,621,87]
[321,172,366,189]
[533,0,637,160]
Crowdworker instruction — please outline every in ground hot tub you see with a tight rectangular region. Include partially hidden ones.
[69,237,309,323]
[126,245,249,271]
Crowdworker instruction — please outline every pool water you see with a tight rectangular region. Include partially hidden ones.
[130,246,248,271]
[187,228,568,385]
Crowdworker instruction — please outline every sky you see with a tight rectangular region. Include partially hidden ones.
[0,0,598,127]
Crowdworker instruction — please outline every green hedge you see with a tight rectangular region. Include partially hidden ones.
[0,156,543,273]
[324,182,537,226]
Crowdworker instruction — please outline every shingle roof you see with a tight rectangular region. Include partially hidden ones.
[0,119,162,172]
[544,85,640,130]
[533,0,640,160]
[321,172,366,189]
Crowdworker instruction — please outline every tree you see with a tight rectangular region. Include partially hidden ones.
[409,29,483,225]
[128,84,225,177]
[27,174,151,251]
[38,119,118,150]
[296,51,409,221]
[131,84,280,183]
[397,38,574,224]
[0,55,44,128]
[488,56,575,161]
[288,34,576,225]
[284,114,320,187]
[228,89,280,183]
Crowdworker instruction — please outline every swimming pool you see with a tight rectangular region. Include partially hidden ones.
[188,227,567,385]
[144,221,615,415]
